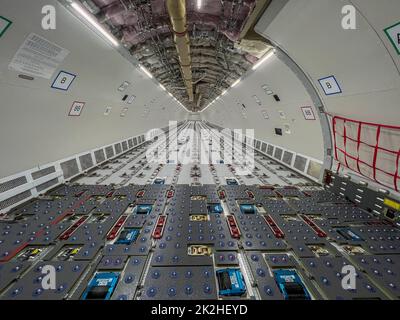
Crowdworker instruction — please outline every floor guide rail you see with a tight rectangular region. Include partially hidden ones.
[0,123,399,300]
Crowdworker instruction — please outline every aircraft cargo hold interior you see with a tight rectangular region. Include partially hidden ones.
[0,0,400,305]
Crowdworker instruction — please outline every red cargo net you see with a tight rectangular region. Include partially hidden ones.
[331,115,400,191]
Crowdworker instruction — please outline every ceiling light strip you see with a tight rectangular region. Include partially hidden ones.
[231,78,241,88]
[71,2,119,47]
[139,65,153,79]
[252,49,275,70]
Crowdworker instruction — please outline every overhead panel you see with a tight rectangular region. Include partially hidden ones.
[70,0,272,111]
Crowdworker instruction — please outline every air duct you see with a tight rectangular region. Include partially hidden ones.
[166,0,194,102]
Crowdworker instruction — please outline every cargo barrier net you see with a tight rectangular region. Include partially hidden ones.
[330,115,400,191]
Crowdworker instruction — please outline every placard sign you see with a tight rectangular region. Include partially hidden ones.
[69,101,85,116]
[301,106,316,120]
[318,75,342,95]
[384,21,400,55]
[120,107,129,117]
[0,16,12,38]
[9,33,69,79]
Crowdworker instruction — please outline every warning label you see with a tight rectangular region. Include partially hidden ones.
[384,21,400,55]
[8,33,69,79]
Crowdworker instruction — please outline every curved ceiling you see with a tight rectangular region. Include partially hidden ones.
[1,0,399,195]
[201,0,400,194]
